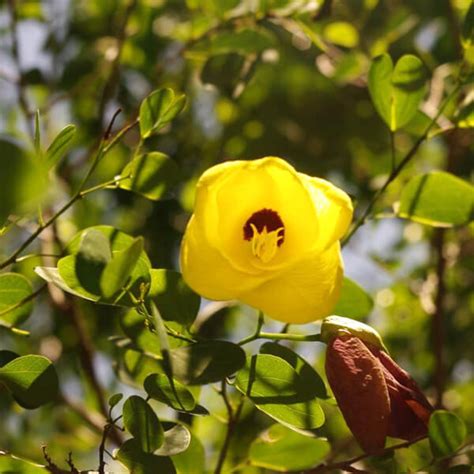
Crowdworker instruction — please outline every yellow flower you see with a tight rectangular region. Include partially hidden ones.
[180,157,353,324]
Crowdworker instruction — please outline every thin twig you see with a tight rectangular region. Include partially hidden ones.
[307,436,426,473]
[215,394,244,474]
[342,84,461,246]
[432,228,447,408]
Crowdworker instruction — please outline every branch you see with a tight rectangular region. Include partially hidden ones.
[307,436,426,473]
[342,84,461,247]
[432,229,447,408]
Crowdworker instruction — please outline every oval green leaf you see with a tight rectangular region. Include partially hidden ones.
[119,152,180,201]
[139,88,185,138]
[149,269,200,327]
[0,273,34,327]
[235,354,325,431]
[156,423,191,456]
[45,124,76,169]
[368,54,427,131]
[249,424,330,472]
[144,373,196,412]
[333,277,374,319]
[0,355,59,409]
[259,342,328,399]
[171,430,205,474]
[398,171,474,227]
[429,410,466,459]
[123,395,164,453]
[100,237,144,299]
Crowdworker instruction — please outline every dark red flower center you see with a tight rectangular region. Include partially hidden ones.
[243,208,285,246]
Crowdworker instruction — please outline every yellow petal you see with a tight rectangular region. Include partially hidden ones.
[300,174,353,251]
[193,157,319,273]
[238,242,344,324]
[180,215,265,300]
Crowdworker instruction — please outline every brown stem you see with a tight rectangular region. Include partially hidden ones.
[432,229,447,408]
[214,387,244,474]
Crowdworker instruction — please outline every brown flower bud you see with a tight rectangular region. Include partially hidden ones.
[325,334,433,454]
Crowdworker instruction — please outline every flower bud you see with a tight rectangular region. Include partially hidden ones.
[325,333,433,454]
[320,315,387,351]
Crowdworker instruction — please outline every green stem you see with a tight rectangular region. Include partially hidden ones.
[342,83,461,247]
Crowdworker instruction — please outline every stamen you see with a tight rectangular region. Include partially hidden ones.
[250,224,284,263]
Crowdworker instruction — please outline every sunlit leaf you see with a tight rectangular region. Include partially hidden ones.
[100,237,144,299]
[119,153,180,201]
[235,354,325,431]
[397,171,474,226]
[156,423,191,456]
[0,355,59,409]
[260,342,328,399]
[139,88,186,138]
[149,269,200,326]
[333,277,374,319]
[323,22,359,48]
[429,410,466,458]
[249,424,330,471]
[368,54,427,131]
[0,273,34,327]
[45,124,76,169]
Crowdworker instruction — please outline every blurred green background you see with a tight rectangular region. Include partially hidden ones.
[0,0,473,472]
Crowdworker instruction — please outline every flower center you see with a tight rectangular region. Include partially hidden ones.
[243,209,285,263]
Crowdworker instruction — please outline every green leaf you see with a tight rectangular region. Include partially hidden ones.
[333,277,374,319]
[368,54,393,128]
[0,273,34,326]
[429,410,466,458]
[45,124,76,169]
[78,228,112,265]
[260,342,328,399]
[398,171,474,227]
[108,393,123,409]
[0,355,59,409]
[249,424,330,472]
[123,395,164,453]
[368,54,427,131]
[116,439,176,474]
[235,354,325,431]
[0,139,49,223]
[323,22,359,48]
[0,350,19,367]
[100,237,144,299]
[37,226,151,306]
[119,152,180,201]
[170,341,246,385]
[149,269,200,326]
[139,88,186,138]
[171,430,205,474]
[156,423,191,456]
[144,373,196,412]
